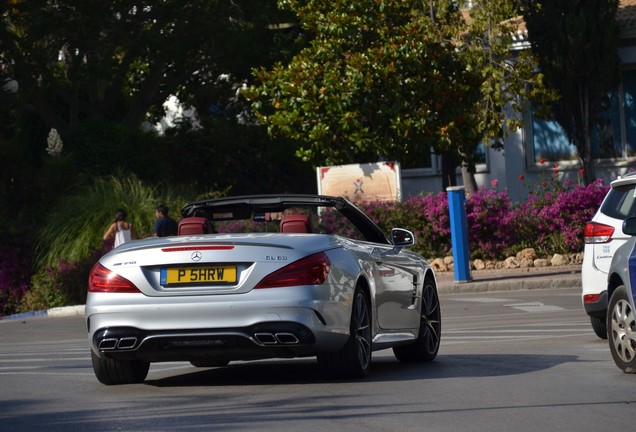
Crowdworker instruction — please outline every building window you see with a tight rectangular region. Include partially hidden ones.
[621,69,636,157]
[530,69,636,163]
[592,91,622,159]
[399,147,433,169]
[474,140,487,165]
[531,115,576,162]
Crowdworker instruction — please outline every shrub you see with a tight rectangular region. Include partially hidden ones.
[510,180,602,258]
[11,173,189,316]
[512,179,608,256]
[35,174,184,268]
[541,180,608,253]
[358,178,607,261]
[358,193,451,259]
[465,188,517,259]
[0,237,34,316]
[20,248,104,312]
[401,194,452,258]
[20,268,69,312]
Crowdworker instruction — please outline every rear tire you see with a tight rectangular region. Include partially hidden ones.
[590,315,608,339]
[317,286,372,379]
[608,286,636,373]
[394,276,441,363]
[91,350,150,385]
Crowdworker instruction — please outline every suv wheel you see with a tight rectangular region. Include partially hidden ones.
[608,286,636,373]
[590,316,608,339]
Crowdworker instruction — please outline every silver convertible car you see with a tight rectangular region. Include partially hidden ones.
[86,194,441,385]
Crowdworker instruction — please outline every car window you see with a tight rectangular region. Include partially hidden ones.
[213,205,366,240]
[315,208,365,240]
[601,184,636,219]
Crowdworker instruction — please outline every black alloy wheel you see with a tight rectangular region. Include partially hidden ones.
[394,276,441,362]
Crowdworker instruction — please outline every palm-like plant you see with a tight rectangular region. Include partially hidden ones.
[36,174,184,267]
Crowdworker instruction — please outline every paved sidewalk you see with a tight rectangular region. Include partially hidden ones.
[436,264,582,294]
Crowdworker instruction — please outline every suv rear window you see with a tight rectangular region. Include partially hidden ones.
[601,184,636,219]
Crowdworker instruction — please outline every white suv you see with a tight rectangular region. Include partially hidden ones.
[582,172,636,339]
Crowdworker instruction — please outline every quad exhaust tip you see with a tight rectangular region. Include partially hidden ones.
[254,332,300,345]
[117,337,138,349]
[97,331,301,351]
[98,337,138,351]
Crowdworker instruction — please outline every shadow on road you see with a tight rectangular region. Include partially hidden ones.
[146,353,584,387]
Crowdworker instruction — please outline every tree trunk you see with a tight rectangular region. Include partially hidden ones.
[441,152,458,190]
[577,103,597,185]
[461,164,478,193]
[580,134,597,185]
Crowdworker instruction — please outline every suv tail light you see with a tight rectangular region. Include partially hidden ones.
[88,263,141,293]
[583,294,601,304]
[584,222,615,244]
[255,252,331,288]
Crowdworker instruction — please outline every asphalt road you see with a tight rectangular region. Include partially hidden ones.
[1,286,635,432]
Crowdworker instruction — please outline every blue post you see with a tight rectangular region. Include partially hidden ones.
[447,186,472,283]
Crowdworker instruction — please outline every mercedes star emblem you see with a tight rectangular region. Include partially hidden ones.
[191,251,202,262]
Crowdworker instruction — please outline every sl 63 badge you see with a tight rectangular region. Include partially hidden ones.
[265,255,288,261]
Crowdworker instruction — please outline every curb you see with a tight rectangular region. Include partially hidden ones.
[1,305,85,321]
[437,276,581,294]
[47,305,85,317]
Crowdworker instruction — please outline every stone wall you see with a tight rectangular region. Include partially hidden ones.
[430,248,584,272]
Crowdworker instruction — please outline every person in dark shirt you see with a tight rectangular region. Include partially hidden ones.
[153,204,178,237]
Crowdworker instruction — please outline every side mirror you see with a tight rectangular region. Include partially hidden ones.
[623,217,636,236]
[392,228,415,247]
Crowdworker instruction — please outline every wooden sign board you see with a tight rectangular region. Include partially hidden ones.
[316,162,402,202]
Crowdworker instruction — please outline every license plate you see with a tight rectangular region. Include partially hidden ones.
[160,266,237,286]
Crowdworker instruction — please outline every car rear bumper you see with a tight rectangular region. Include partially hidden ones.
[583,290,608,318]
[89,321,335,363]
[86,289,352,362]
[581,256,609,318]
[581,257,608,296]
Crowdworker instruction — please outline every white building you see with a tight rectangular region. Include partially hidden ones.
[402,0,636,202]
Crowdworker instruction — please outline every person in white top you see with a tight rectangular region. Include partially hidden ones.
[103,209,137,249]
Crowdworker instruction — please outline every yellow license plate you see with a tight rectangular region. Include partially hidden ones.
[160,266,237,285]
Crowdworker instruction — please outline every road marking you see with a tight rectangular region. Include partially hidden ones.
[445,329,589,333]
[0,366,42,370]
[0,371,94,376]
[504,302,565,312]
[450,297,566,312]
[451,297,512,303]
[441,332,595,345]
[0,357,89,363]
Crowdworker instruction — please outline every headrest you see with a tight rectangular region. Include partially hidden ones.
[280,214,311,233]
[178,217,213,235]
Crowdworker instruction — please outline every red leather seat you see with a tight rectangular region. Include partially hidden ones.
[178,217,213,235]
[280,214,311,233]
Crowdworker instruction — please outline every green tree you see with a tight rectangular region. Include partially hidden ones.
[521,0,622,184]
[246,0,483,181]
[457,0,546,192]
[0,0,310,217]
[463,2,532,146]
[0,0,288,135]
[458,1,553,190]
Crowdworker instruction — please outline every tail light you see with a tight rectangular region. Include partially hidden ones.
[584,294,601,304]
[255,252,331,289]
[88,263,141,293]
[584,222,615,244]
